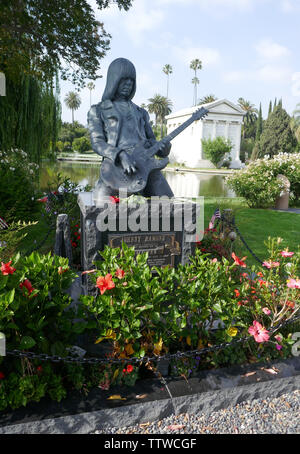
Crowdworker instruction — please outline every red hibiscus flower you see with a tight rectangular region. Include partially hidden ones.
[109,196,120,204]
[58,266,69,275]
[0,372,5,379]
[115,268,125,279]
[96,274,115,295]
[123,364,133,374]
[1,261,16,275]
[234,289,240,298]
[20,279,35,296]
[232,252,247,268]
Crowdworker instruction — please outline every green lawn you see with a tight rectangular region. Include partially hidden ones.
[17,197,300,269]
[204,197,300,266]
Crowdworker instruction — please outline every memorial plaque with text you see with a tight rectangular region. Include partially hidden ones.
[108,232,181,268]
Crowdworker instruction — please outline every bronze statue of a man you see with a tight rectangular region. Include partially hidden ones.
[88,58,174,197]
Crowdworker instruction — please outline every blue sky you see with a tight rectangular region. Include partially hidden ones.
[60,0,300,125]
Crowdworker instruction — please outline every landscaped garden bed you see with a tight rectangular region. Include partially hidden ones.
[0,237,299,412]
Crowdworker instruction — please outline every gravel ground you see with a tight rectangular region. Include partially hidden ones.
[94,389,300,434]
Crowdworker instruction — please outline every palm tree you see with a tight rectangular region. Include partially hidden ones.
[198,94,217,105]
[162,64,173,98]
[190,59,202,106]
[147,94,173,138]
[64,91,81,124]
[237,98,258,139]
[237,97,258,124]
[87,82,95,107]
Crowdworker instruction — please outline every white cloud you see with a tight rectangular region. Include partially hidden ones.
[223,64,293,84]
[157,0,255,10]
[121,0,165,46]
[292,72,300,96]
[256,64,292,83]
[173,43,221,67]
[281,0,300,12]
[255,39,291,60]
[223,71,246,83]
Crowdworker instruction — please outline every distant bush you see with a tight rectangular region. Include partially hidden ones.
[72,136,91,153]
[202,137,233,168]
[227,152,300,208]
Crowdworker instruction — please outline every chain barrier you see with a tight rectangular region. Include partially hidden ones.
[220,213,264,265]
[5,313,300,366]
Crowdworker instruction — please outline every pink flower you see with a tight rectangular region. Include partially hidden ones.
[248,321,270,343]
[115,268,125,279]
[280,250,294,257]
[211,258,218,263]
[37,196,48,203]
[262,261,280,269]
[287,279,300,289]
[262,307,271,315]
[276,344,283,351]
[275,335,282,343]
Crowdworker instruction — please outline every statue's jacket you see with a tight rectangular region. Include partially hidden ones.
[87,100,157,164]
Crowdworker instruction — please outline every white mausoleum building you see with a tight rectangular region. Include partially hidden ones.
[166,99,245,169]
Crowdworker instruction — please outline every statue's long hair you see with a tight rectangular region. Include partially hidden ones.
[101,58,136,101]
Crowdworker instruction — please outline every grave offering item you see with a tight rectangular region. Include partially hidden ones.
[275,174,290,210]
[87,57,208,197]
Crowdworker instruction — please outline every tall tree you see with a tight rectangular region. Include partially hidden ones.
[0,0,133,87]
[147,94,173,138]
[268,100,273,117]
[162,64,173,98]
[0,74,60,162]
[87,81,96,107]
[198,94,218,105]
[258,105,297,158]
[255,103,263,141]
[64,91,81,124]
[190,59,202,106]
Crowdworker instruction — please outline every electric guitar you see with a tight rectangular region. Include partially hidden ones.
[100,106,209,194]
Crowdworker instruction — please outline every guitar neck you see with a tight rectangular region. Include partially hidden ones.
[149,107,208,157]
[165,115,198,142]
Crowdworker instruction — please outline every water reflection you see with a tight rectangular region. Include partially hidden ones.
[39,161,235,198]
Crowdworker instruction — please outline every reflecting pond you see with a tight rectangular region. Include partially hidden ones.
[39,160,235,198]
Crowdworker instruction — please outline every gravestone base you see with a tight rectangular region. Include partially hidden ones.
[78,192,200,295]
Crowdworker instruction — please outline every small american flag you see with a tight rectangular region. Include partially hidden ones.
[0,216,8,230]
[209,208,221,230]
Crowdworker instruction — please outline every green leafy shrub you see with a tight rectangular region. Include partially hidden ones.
[0,149,39,221]
[0,252,86,410]
[0,238,299,408]
[202,137,233,168]
[227,152,300,208]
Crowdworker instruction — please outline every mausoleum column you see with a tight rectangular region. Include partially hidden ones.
[235,122,242,161]
[225,121,229,140]
[212,120,217,139]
